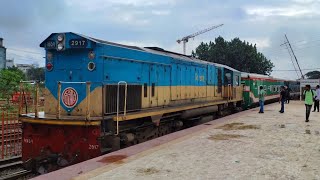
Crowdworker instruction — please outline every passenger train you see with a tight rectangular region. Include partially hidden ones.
[19,32,298,173]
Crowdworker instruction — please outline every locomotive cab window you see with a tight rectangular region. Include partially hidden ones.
[225,73,232,84]
[235,75,240,86]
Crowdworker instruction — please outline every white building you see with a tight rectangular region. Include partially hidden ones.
[16,63,34,73]
[5,59,14,68]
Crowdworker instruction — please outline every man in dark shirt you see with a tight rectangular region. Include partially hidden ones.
[279,86,286,113]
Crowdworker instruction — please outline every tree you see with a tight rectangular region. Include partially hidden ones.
[192,36,274,75]
[305,71,320,79]
[7,66,26,80]
[0,68,26,106]
[26,67,45,81]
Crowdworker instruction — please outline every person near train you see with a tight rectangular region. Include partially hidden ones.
[279,86,286,113]
[313,85,320,112]
[258,86,266,113]
[285,86,291,104]
[304,85,316,122]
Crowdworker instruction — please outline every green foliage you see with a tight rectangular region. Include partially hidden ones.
[26,67,45,81]
[192,36,274,75]
[7,66,26,80]
[0,68,26,102]
[305,71,320,79]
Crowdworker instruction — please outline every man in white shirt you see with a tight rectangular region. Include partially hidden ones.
[313,85,320,112]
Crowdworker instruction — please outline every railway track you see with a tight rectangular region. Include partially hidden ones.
[0,169,32,180]
[0,156,33,180]
[0,156,21,168]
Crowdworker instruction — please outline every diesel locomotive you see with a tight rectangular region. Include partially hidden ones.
[19,32,294,173]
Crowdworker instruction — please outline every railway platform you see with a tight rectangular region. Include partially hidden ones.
[33,101,320,180]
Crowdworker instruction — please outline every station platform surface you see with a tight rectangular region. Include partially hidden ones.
[34,101,320,180]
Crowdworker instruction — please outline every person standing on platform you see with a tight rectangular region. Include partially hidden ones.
[304,85,315,122]
[313,85,320,112]
[258,86,266,113]
[279,86,286,113]
[284,86,288,104]
[286,86,291,104]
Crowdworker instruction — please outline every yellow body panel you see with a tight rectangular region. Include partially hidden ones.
[44,87,103,117]
[33,85,242,124]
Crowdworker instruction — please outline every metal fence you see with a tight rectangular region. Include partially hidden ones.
[0,110,21,159]
[0,82,45,160]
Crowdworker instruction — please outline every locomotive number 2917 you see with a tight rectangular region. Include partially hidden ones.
[69,39,88,48]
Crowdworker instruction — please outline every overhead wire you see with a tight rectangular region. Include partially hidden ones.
[263,38,320,56]
[7,48,43,55]
[6,52,43,63]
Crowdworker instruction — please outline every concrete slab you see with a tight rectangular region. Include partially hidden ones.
[35,101,320,180]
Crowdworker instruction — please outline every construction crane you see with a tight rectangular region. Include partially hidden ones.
[177,24,223,55]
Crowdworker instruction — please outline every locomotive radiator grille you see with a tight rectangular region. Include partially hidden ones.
[104,85,142,114]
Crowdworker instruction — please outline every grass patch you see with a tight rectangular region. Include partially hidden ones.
[208,134,245,141]
[216,122,260,131]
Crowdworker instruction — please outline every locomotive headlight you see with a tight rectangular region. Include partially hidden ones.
[57,43,64,51]
[57,34,64,42]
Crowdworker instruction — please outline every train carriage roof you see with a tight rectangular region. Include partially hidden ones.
[241,72,286,81]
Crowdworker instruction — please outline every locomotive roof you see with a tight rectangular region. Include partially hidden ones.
[41,32,239,72]
[85,33,240,72]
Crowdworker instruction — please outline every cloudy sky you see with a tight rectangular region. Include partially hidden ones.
[1,0,319,80]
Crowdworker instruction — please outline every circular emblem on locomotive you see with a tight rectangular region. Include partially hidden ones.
[62,87,78,108]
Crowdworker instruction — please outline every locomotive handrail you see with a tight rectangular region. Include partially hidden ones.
[56,81,91,120]
[116,81,128,135]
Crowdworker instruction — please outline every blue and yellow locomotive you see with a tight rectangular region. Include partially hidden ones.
[20,32,244,172]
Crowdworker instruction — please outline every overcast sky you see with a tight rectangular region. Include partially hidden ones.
[0,0,319,80]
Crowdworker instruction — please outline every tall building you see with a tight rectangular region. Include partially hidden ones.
[0,38,6,69]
